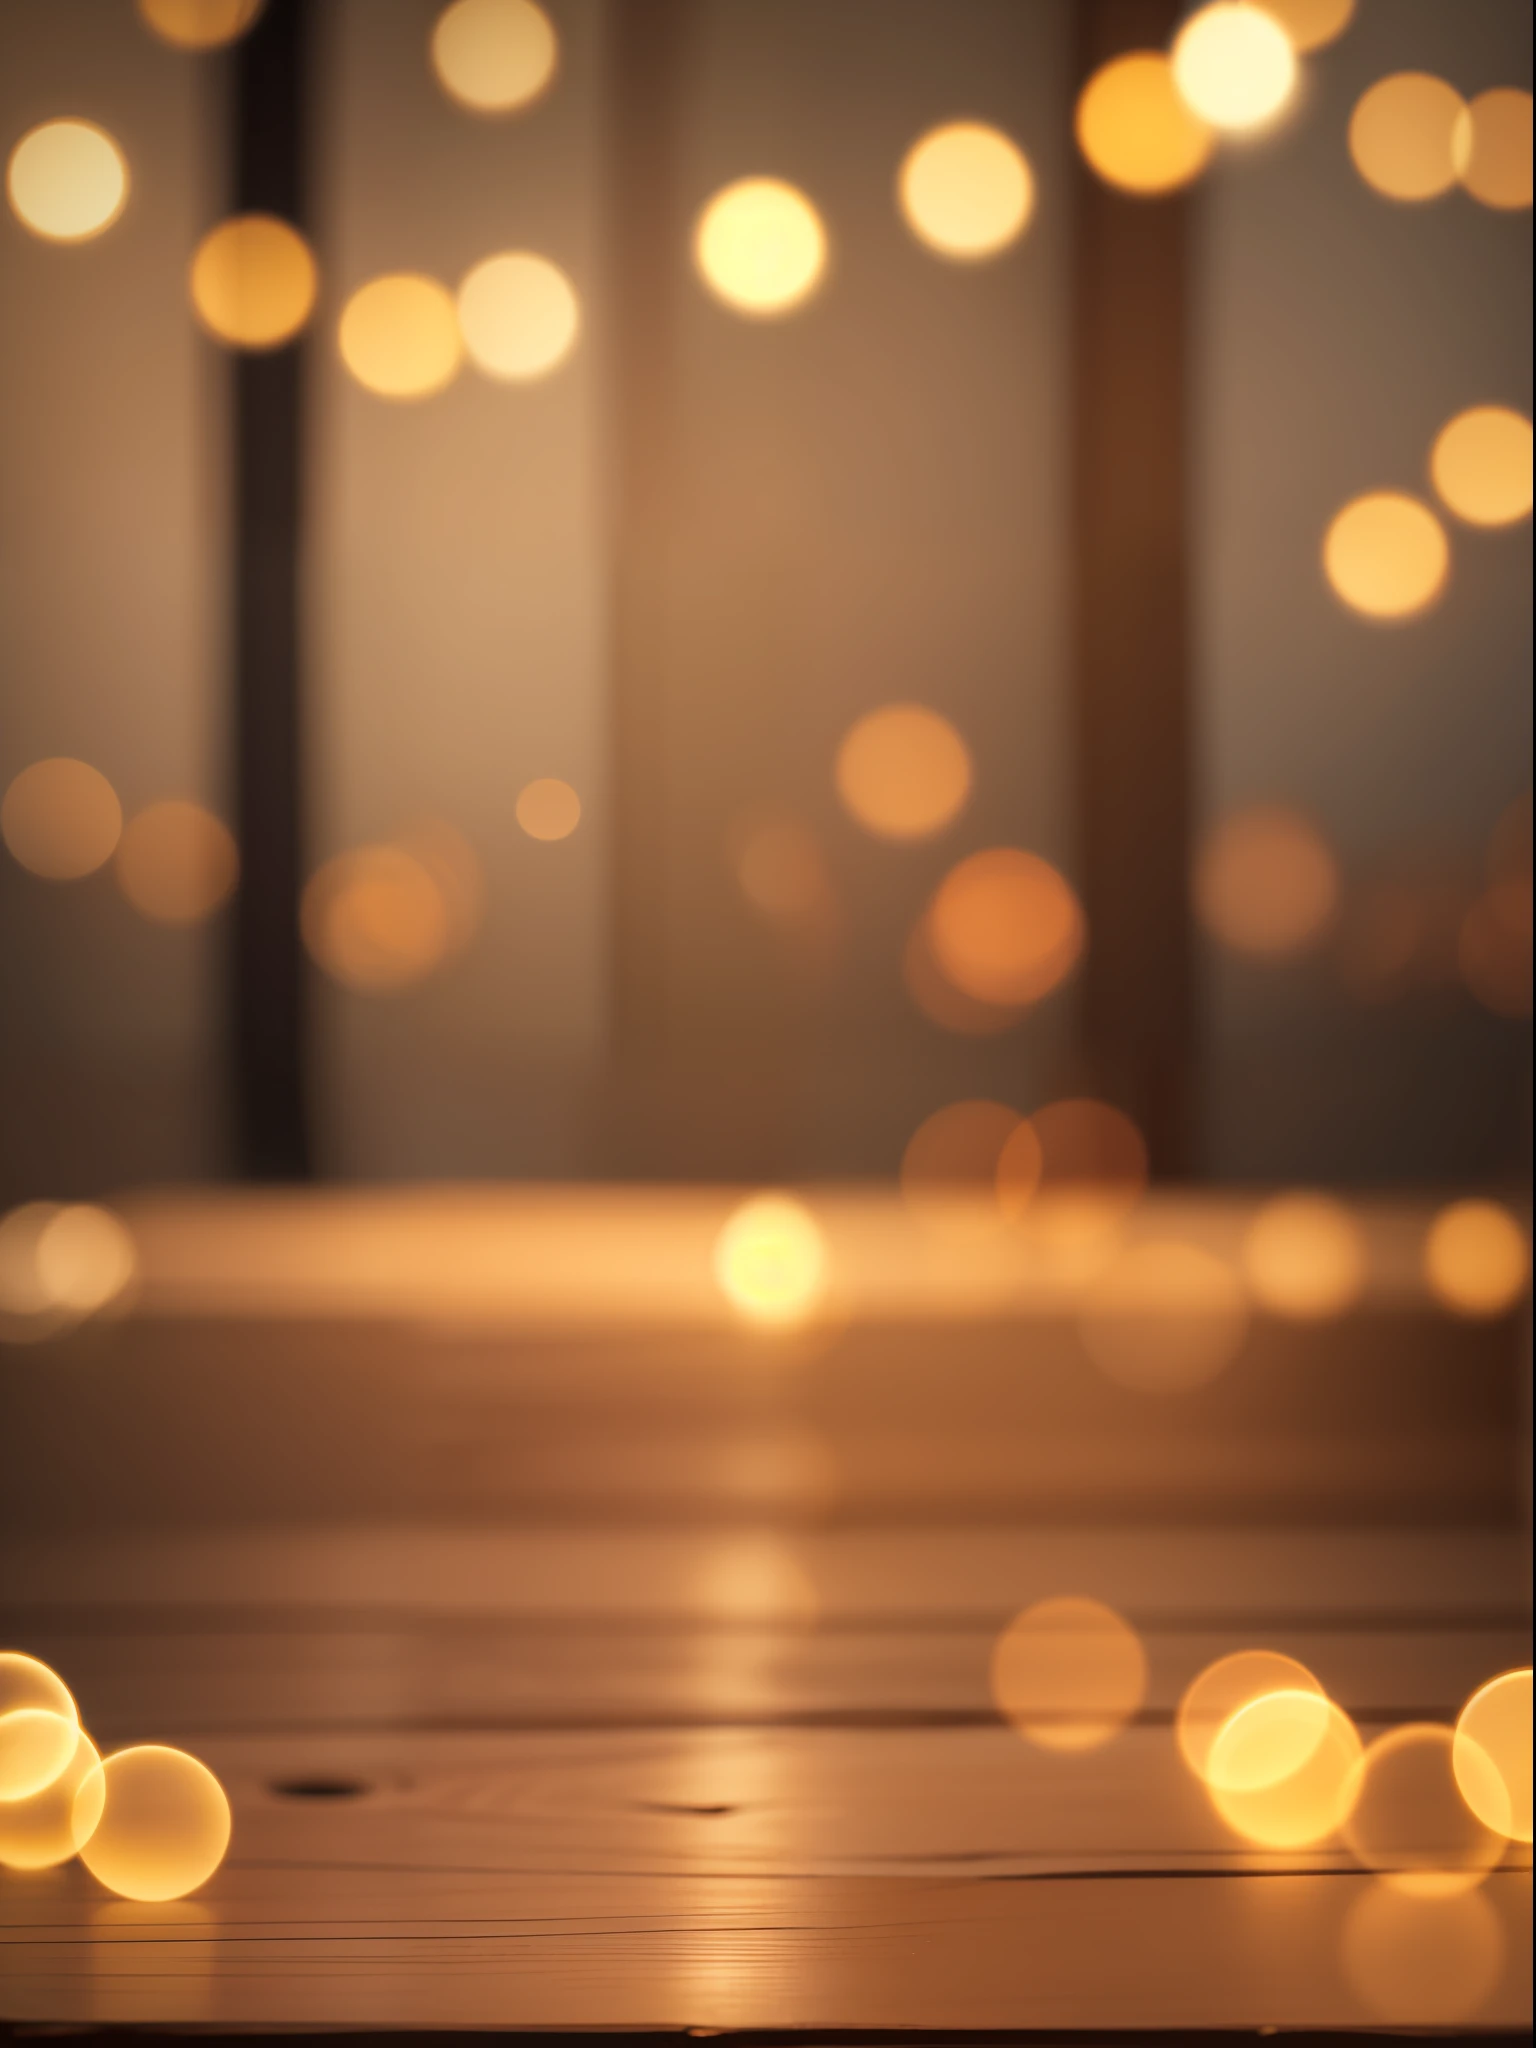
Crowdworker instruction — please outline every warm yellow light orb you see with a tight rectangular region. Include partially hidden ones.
[7,120,128,243]
[2,759,122,880]
[1206,1691,1363,1847]
[1195,805,1339,958]
[0,1724,101,1869]
[1256,0,1355,54]
[339,274,462,400]
[1458,89,1533,211]
[73,1745,232,1901]
[1455,1671,1532,1844]
[1078,1240,1250,1394]
[897,121,1034,260]
[693,177,828,319]
[430,0,557,115]
[900,1100,1020,1230]
[999,1098,1148,1253]
[1075,53,1214,195]
[1176,1651,1326,1784]
[1323,490,1449,620]
[35,1204,137,1317]
[190,214,316,349]
[928,848,1084,1007]
[116,800,240,923]
[1343,1723,1510,1895]
[1430,406,1533,528]
[1172,3,1297,133]
[137,0,265,48]
[457,251,579,380]
[1242,1191,1366,1320]
[834,704,971,841]
[991,1596,1147,1753]
[0,1656,79,1802]
[713,1194,827,1325]
[1423,1199,1528,1319]
[1349,73,1469,202]
[302,845,451,992]
[516,777,581,842]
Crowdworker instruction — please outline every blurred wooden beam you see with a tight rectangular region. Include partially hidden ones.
[1071,0,1195,1176]
[230,0,311,1178]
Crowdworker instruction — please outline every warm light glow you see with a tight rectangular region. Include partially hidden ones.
[72,1745,231,1901]
[897,122,1034,260]
[0,1205,64,1336]
[137,0,265,48]
[1430,406,1533,528]
[1454,1671,1532,1844]
[1206,1691,1363,1847]
[1075,53,1214,195]
[999,1098,1148,1256]
[1078,1240,1249,1394]
[430,0,558,115]
[516,777,581,841]
[1349,74,1469,202]
[1324,491,1449,619]
[901,1101,1021,1228]
[1255,0,1355,54]
[1343,1724,1509,1895]
[0,1655,78,1802]
[927,848,1084,1006]
[1171,3,1297,133]
[693,178,828,318]
[302,845,452,992]
[116,801,239,924]
[1241,1192,1366,1320]
[991,1596,1147,1753]
[1,759,122,881]
[1423,1200,1529,1319]
[6,120,128,242]
[1341,1884,1505,2026]
[1457,88,1533,211]
[902,917,1024,1035]
[339,274,462,400]
[713,1194,828,1325]
[0,1723,100,1870]
[733,814,837,938]
[457,251,580,380]
[396,819,484,954]
[1176,1651,1326,1784]
[1195,805,1339,958]
[1458,883,1533,1018]
[35,1205,138,1317]
[834,704,972,840]
[189,214,316,349]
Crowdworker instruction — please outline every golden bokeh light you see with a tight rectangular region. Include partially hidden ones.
[1241,1192,1367,1320]
[457,251,580,381]
[1423,1199,1529,1319]
[338,274,462,400]
[1075,53,1214,196]
[1430,406,1533,528]
[991,1596,1147,1753]
[1458,88,1533,211]
[1458,882,1533,1018]
[2,759,122,881]
[1176,1650,1326,1784]
[901,1100,1021,1227]
[1323,490,1449,620]
[1454,1671,1532,1844]
[1342,1723,1509,1895]
[713,1194,828,1326]
[6,120,129,243]
[189,214,317,350]
[998,1099,1148,1260]
[73,1745,231,1902]
[1206,1691,1363,1847]
[733,813,838,939]
[1256,0,1355,54]
[902,916,1024,1035]
[1349,73,1469,202]
[1172,3,1297,133]
[1341,1883,1504,2026]
[0,1204,66,1337]
[1078,1240,1249,1394]
[834,704,972,841]
[1195,805,1339,958]
[35,1204,137,1316]
[693,177,828,319]
[430,0,558,116]
[0,1655,78,1802]
[115,800,239,924]
[927,848,1085,1007]
[137,0,265,48]
[0,1722,101,1870]
[302,844,452,992]
[897,121,1034,260]
[516,776,581,841]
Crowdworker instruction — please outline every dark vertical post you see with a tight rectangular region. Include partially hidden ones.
[1070,0,1196,1177]
[231,0,311,1177]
